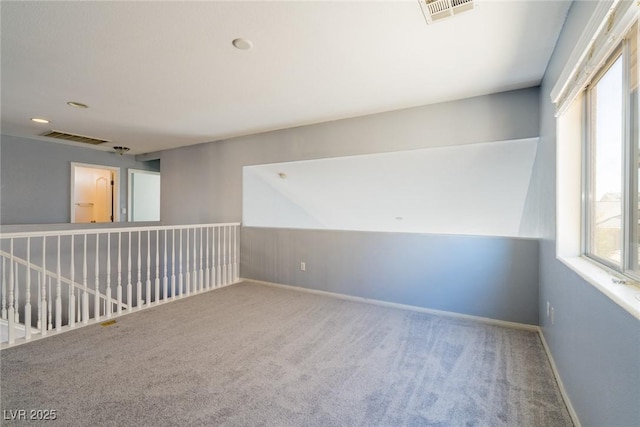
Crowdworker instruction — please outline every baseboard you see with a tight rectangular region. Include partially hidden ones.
[241,278,539,332]
[538,329,581,427]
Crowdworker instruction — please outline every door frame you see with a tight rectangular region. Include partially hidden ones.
[70,162,121,223]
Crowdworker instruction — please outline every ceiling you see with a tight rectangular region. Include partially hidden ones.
[1,1,571,155]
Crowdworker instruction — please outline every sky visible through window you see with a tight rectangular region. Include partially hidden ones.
[594,55,623,202]
[592,54,623,264]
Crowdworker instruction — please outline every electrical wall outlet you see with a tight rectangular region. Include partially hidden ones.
[300,261,306,271]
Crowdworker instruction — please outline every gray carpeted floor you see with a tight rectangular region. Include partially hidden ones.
[1,281,572,426]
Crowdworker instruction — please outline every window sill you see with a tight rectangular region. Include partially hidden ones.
[558,255,640,320]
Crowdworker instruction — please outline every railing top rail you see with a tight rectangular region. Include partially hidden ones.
[0,223,241,239]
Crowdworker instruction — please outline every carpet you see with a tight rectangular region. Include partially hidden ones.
[0,281,572,426]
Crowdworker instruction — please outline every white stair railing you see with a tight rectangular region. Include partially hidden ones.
[0,223,240,348]
[0,250,126,310]
[0,252,127,343]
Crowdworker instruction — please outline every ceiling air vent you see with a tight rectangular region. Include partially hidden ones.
[41,130,110,145]
[419,0,476,24]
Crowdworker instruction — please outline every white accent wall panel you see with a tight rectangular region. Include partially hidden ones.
[244,138,538,237]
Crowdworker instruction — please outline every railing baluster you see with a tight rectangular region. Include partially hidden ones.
[211,226,216,288]
[69,235,75,328]
[117,232,122,315]
[179,229,183,298]
[211,225,218,289]
[223,226,228,285]
[37,274,41,329]
[41,236,47,336]
[224,226,228,285]
[94,234,100,321]
[137,231,142,309]
[230,226,234,282]
[82,235,89,325]
[217,226,221,287]
[199,227,203,293]
[14,261,20,324]
[171,229,176,300]
[67,254,71,325]
[106,233,112,318]
[128,231,132,312]
[228,226,232,284]
[163,230,168,302]
[24,237,31,341]
[205,227,210,290]
[185,228,190,296]
[228,226,234,284]
[234,225,239,281]
[146,231,151,307]
[47,277,52,331]
[55,236,62,331]
[8,239,15,344]
[1,257,6,320]
[155,230,160,304]
[193,228,197,293]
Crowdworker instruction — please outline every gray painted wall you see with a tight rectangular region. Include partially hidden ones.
[159,87,542,324]
[0,135,159,225]
[536,2,640,426]
[242,227,539,325]
[161,87,540,225]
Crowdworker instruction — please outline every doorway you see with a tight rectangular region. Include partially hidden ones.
[128,169,160,222]
[71,163,120,223]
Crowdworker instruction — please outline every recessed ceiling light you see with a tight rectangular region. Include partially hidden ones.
[31,117,50,124]
[232,38,253,50]
[67,101,88,109]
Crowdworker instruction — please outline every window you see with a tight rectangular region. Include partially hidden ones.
[584,23,639,278]
[554,3,639,318]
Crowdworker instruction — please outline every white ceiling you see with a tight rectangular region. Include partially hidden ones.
[1,1,571,155]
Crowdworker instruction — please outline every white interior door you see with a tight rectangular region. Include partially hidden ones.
[72,165,116,223]
[94,174,112,222]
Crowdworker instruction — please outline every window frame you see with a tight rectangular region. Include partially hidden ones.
[554,2,640,321]
[582,27,640,282]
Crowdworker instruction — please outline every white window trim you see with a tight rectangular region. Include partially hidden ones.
[554,1,640,321]
[551,0,638,116]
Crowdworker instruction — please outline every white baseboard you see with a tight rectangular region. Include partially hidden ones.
[241,278,539,332]
[538,329,581,427]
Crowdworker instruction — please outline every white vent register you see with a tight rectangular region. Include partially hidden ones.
[419,0,476,24]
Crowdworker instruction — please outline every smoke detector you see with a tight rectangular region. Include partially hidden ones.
[419,0,476,24]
